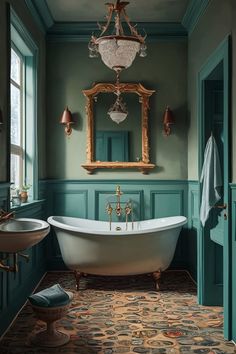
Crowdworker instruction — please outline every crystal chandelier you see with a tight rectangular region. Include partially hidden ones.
[108,89,128,124]
[88,0,147,72]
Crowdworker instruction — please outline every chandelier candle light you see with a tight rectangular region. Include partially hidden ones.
[88,0,147,72]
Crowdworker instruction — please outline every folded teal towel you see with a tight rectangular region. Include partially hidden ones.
[28,284,70,307]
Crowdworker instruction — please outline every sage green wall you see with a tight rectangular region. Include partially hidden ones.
[188,0,236,181]
[0,0,46,182]
[46,41,187,180]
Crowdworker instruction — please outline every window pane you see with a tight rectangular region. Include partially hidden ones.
[11,48,21,85]
[11,83,21,145]
[10,154,20,187]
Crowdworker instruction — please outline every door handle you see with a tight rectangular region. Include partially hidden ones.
[214,203,227,210]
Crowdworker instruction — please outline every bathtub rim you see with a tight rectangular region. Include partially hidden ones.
[47,215,187,236]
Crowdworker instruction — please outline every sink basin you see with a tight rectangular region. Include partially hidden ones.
[0,218,50,253]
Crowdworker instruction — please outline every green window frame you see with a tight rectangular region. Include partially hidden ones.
[10,8,38,202]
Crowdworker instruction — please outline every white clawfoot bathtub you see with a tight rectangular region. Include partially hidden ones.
[48,216,187,289]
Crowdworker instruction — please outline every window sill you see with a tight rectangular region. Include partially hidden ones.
[10,199,46,212]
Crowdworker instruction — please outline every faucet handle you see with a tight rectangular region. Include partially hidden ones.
[115,185,123,196]
[125,202,132,215]
[106,203,113,215]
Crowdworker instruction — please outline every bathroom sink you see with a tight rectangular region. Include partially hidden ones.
[0,218,50,253]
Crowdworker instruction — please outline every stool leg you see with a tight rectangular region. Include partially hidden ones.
[29,319,70,347]
[46,321,56,335]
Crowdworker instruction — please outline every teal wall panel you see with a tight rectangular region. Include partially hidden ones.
[95,189,144,222]
[43,179,189,271]
[0,183,47,336]
[151,190,184,218]
[53,190,88,218]
[187,181,199,280]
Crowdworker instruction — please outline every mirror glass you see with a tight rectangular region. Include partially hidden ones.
[82,82,155,174]
[94,92,142,162]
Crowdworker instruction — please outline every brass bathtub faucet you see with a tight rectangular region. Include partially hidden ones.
[106,186,133,231]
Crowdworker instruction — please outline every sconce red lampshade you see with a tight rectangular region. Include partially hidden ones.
[163,106,174,136]
[60,107,74,136]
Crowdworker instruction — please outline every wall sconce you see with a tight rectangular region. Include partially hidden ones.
[163,106,174,136]
[60,107,74,136]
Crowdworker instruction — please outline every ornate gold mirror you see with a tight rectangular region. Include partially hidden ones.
[82,82,155,174]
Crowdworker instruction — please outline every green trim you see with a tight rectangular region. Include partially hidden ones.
[46,22,187,42]
[39,179,189,185]
[24,0,53,33]
[198,35,231,339]
[182,0,211,36]
[10,199,45,212]
[24,0,188,41]
[11,8,38,52]
[10,7,39,201]
[26,0,212,39]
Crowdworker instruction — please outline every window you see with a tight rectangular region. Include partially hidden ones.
[10,47,24,188]
[10,8,38,202]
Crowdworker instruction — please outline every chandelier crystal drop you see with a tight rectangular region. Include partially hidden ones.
[88,0,147,72]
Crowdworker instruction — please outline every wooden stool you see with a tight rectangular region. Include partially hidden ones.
[29,291,73,347]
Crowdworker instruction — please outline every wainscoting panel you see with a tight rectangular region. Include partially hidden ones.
[150,190,184,218]
[42,179,189,271]
[53,190,88,218]
[187,181,200,281]
[0,192,47,337]
[95,189,144,221]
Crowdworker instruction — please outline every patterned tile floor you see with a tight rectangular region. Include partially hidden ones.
[0,271,235,354]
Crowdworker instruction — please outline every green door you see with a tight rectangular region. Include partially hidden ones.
[198,37,230,339]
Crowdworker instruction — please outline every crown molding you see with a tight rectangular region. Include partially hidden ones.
[182,0,211,36]
[24,0,53,33]
[25,0,212,40]
[46,22,187,42]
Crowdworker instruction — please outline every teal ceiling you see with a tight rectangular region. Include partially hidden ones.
[24,0,210,40]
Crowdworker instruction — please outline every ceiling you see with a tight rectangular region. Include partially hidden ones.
[45,0,190,23]
[25,0,210,39]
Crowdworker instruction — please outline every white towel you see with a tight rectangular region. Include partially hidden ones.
[200,135,222,227]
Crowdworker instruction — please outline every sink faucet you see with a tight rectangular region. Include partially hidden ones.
[106,186,133,230]
[0,209,14,223]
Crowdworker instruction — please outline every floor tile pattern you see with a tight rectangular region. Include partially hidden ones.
[0,271,235,354]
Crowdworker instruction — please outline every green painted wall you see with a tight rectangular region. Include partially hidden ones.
[46,41,188,180]
[0,0,46,182]
[188,0,236,181]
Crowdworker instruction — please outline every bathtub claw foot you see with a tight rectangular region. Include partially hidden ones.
[74,271,83,291]
[152,271,162,291]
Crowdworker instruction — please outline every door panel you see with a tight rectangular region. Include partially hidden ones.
[198,37,230,339]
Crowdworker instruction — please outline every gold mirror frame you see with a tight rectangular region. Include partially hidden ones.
[82,82,156,174]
